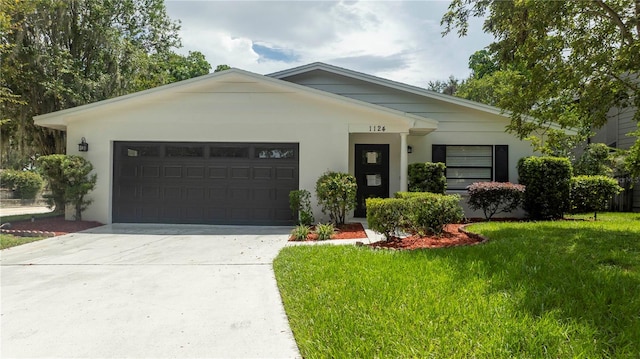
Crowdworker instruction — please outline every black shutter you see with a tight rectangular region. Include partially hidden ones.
[495,145,509,182]
[432,145,446,164]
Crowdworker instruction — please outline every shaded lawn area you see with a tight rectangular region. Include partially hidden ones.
[274,212,640,358]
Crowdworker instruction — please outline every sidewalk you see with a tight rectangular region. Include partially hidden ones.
[0,206,54,217]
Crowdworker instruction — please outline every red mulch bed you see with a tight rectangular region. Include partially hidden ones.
[289,222,368,241]
[289,222,487,249]
[4,216,103,236]
[369,224,487,250]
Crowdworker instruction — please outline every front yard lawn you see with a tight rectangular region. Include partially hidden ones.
[1,234,47,249]
[274,212,640,358]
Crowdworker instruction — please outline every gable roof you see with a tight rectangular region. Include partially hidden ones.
[34,68,438,132]
[269,62,577,134]
[269,62,509,117]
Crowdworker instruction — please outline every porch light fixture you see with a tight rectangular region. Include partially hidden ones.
[407,146,413,154]
[78,137,89,152]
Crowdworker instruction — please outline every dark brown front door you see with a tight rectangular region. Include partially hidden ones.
[354,144,389,217]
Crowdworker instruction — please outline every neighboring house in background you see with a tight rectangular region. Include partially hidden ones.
[589,104,640,212]
[34,62,560,225]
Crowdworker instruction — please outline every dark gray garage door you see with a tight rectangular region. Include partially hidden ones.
[113,142,299,225]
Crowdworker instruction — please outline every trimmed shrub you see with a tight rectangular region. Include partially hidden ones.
[0,169,44,200]
[467,182,525,220]
[37,155,97,220]
[570,175,623,219]
[368,193,464,239]
[397,192,464,235]
[289,189,314,225]
[408,162,446,194]
[517,156,572,220]
[315,171,357,224]
[366,198,406,240]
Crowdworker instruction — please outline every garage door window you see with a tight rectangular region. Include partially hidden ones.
[256,147,295,159]
[166,146,204,157]
[211,146,249,158]
[125,146,160,157]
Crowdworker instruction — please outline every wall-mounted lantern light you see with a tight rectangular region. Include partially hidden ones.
[407,145,413,154]
[78,137,89,152]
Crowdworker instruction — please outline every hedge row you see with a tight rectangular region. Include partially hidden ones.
[366,192,463,240]
[0,169,44,200]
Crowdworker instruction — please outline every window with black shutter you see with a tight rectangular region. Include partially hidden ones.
[432,144,509,190]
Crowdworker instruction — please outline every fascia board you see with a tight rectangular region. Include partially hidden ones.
[34,67,438,131]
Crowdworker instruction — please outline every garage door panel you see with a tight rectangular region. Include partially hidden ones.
[229,188,251,201]
[185,207,204,220]
[253,167,272,180]
[186,166,205,178]
[253,188,273,201]
[159,207,181,221]
[231,167,250,179]
[117,184,138,199]
[163,166,182,178]
[276,167,296,180]
[113,142,298,225]
[208,188,227,201]
[230,208,251,220]
[140,186,160,200]
[252,208,271,220]
[208,167,227,179]
[142,165,160,178]
[275,208,292,221]
[140,206,159,220]
[164,187,182,200]
[206,207,227,219]
[119,164,138,177]
[186,187,206,201]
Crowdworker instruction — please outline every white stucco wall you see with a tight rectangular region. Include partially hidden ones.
[44,67,546,223]
[62,74,414,223]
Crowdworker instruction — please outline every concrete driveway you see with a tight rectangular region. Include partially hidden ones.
[1,224,301,358]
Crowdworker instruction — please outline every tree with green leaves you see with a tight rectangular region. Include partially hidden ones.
[0,0,211,166]
[574,143,616,176]
[214,64,231,72]
[441,0,640,155]
[427,75,461,96]
[37,154,97,220]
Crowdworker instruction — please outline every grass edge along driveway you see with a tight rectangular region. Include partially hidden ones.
[274,212,640,358]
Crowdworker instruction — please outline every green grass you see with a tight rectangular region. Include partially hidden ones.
[1,233,47,249]
[0,212,58,249]
[274,212,640,358]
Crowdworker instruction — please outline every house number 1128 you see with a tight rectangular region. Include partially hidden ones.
[369,125,386,132]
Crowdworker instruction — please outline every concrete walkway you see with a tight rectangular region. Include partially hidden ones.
[0,205,54,217]
[1,224,301,358]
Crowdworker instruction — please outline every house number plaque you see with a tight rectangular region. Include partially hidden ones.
[369,125,386,132]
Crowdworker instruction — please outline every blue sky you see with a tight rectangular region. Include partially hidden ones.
[165,0,494,87]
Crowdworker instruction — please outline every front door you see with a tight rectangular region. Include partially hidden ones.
[354,144,389,217]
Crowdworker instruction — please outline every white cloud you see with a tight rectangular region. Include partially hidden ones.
[165,0,494,87]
